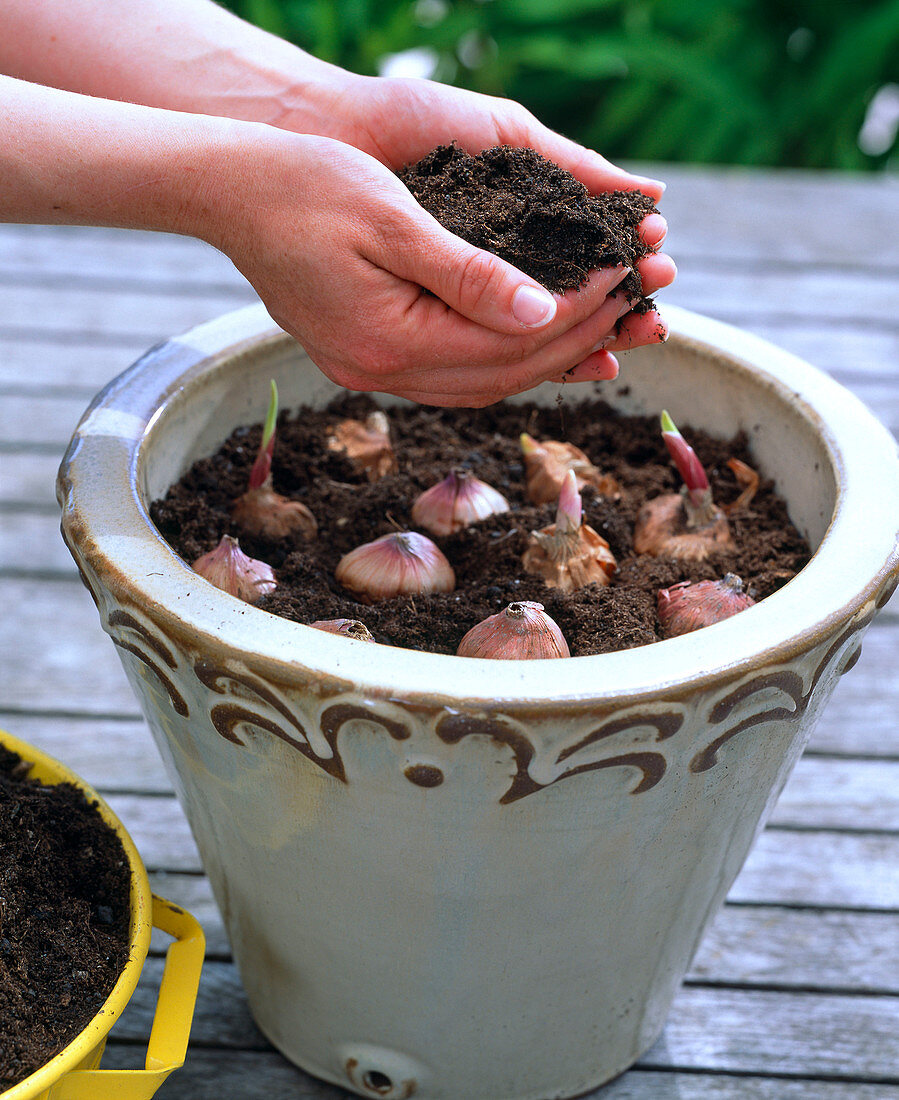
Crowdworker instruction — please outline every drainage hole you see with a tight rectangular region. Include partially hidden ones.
[363,1070,394,1094]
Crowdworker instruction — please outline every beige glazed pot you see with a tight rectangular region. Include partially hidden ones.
[58,303,899,1100]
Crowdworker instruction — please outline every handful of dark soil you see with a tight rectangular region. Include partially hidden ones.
[398,143,656,307]
[0,746,131,1089]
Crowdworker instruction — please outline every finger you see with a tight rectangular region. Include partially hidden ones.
[382,285,638,404]
[636,252,678,295]
[603,309,669,352]
[548,350,621,385]
[639,212,668,250]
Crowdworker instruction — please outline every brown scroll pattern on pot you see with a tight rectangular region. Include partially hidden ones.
[436,709,684,804]
[690,601,878,774]
[105,608,190,717]
[193,660,345,779]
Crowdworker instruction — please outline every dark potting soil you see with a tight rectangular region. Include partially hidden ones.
[0,746,131,1089]
[398,143,656,306]
[150,394,811,657]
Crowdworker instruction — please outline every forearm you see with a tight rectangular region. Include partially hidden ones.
[0,74,244,235]
[0,0,353,135]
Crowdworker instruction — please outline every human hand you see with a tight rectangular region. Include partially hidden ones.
[278,73,675,372]
[208,126,672,407]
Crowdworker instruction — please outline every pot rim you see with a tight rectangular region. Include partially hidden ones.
[0,729,153,1099]
[58,304,899,708]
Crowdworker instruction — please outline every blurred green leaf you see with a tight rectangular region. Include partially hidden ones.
[220,0,899,169]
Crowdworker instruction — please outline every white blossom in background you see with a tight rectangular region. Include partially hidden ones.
[377,47,439,80]
[858,84,899,157]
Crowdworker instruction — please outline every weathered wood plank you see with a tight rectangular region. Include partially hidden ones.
[653,162,899,267]
[660,266,899,331]
[734,321,899,381]
[641,986,899,1080]
[0,283,257,345]
[730,828,899,909]
[111,958,899,1081]
[771,757,899,831]
[0,511,74,573]
[806,616,899,756]
[0,224,243,285]
[690,904,899,993]
[0,393,101,449]
[0,453,61,510]
[0,334,154,392]
[2,578,897,751]
[0,578,138,715]
[0,712,169,792]
[97,1046,899,1100]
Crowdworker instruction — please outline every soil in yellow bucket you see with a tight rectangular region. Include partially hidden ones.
[0,746,130,1089]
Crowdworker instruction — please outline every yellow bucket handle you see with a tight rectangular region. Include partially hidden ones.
[51,895,205,1100]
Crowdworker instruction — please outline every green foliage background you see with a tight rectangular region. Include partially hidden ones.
[222,0,899,170]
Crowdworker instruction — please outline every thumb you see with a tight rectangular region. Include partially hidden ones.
[418,232,560,334]
[371,201,561,335]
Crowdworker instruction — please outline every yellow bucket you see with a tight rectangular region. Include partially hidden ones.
[0,730,205,1100]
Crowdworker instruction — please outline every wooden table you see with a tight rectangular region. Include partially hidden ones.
[1,165,897,1099]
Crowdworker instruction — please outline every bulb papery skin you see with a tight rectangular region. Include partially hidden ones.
[335,531,455,603]
[633,493,734,561]
[232,485,317,542]
[523,521,617,592]
[658,573,756,637]
[411,470,510,536]
[192,535,276,604]
[327,411,398,481]
[308,619,375,642]
[457,602,570,659]
[520,434,618,505]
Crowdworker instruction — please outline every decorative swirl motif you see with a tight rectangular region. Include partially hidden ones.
[690,605,876,774]
[193,660,339,775]
[105,609,189,717]
[436,713,536,803]
[437,711,680,803]
[163,603,879,803]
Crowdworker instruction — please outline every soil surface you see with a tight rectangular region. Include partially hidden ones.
[0,747,131,1089]
[151,394,811,657]
[398,143,656,306]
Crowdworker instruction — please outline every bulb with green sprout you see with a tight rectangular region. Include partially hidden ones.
[232,380,317,542]
[633,411,734,561]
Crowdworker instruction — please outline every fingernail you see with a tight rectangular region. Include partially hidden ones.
[512,285,557,327]
[616,294,637,320]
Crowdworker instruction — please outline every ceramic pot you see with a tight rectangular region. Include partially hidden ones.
[0,729,205,1100]
[58,304,899,1100]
